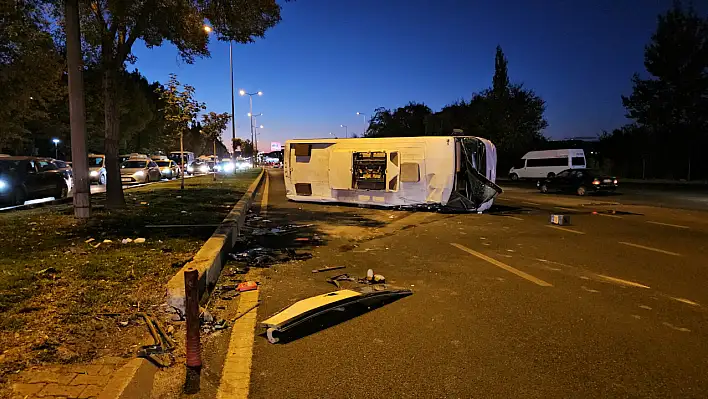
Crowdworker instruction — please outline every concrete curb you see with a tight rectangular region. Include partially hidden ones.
[98,358,156,399]
[166,168,266,314]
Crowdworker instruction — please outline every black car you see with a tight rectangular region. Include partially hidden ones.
[537,168,618,196]
[0,157,69,205]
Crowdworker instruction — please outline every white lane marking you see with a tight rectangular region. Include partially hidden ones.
[505,216,524,221]
[669,297,699,306]
[217,290,260,399]
[595,274,651,289]
[595,213,623,219]
[451,243,552,287]
[546,225,585,235]
[647,221,689,229]
[662,322,690,333]
[619,241,682,257]
[522,201,541,206]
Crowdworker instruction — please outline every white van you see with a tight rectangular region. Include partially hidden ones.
[508,149,586,180]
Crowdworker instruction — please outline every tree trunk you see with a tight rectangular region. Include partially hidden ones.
[64,0,90,219]
[103,66,125,208]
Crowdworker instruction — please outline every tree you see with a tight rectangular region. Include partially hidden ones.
[233,138,254,158]
[72,0,284,207]
[156,74,205,190]
[0,0,64,152]
[622,1,708,179]
[201,111,230,179]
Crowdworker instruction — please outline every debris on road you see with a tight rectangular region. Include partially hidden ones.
[84,238,95,244]
[103,239,113,243]
[312,265,346,273]
[134,237,146,243]
[237,281,258,292]
[326,273,358,288]
[229,247,312,267]
[233,301,261,322]
[261,285,413,344]
[250,224,315,236]
[137,312,175,367]
[550,214,571,225]
[121,238,133,244]
[36,267,58,275]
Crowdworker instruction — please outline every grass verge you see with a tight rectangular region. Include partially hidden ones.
[0,170,260,384]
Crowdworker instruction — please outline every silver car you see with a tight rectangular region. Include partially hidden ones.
[120,159,161,184]
[88,154,106,185]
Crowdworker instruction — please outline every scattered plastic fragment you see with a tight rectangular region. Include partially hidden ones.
[134,238,146,244]
[237,281,258,292]
[122,238,133,244]
[85,238,95,244]
[312,265,346,274]
[103,239,113,243]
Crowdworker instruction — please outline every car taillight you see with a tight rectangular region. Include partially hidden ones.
[613,179,618,184]
[592,179,600,185]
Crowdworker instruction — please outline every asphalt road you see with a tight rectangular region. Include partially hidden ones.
[241,170,708,398]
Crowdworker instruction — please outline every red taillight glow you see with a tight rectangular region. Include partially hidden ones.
[592,179,601,185]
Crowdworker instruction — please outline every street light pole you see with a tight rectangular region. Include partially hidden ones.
[52,138,60,159]
[229,42,236,157]
[239,90,262,165]
[356,112,368,136]
[341,124,348,139]
[203,25,236,158]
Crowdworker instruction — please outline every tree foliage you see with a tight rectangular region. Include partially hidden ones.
[365,45,547,169]
[0,0,64,152]
[610,1,708,179]
[155,74,205,144]
[201,111,231,151]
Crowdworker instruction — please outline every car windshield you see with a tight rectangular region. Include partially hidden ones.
[156,161,170,167]
[121,161,146,168]
[88,156,104,167]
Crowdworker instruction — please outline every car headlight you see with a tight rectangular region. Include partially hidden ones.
[0,180,7,191]
[199,165,209,173]
[135,171,145,177]
[187,166,194,172]
[90,170,99,177]
[162,168,170,173]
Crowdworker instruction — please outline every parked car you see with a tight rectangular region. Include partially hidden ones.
[46,158,73,193]
[88,154,106,185]
[155,159,180,179]
[120,159,161,184]
[538,169,618,196]
[0,157,69,205]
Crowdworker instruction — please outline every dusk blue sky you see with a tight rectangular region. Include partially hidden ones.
[130,0,703,151]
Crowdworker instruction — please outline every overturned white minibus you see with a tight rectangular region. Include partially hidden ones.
[283,136,502,212]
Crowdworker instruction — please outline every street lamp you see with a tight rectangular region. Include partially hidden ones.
[203,25,237,157]
[340,124,348,139]
[356,112,369,135]
[240,90,262,165]
[52,138,60,159]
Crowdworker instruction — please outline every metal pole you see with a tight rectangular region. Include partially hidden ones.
[55,143,58,159]
[180,132,185,190]
[229,41,236,158]
[64,0,90,219]
[249,96,254,166]
[184,267,201,393]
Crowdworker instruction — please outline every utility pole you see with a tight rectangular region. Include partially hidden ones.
[229,42,236,158]
[64,0,90,219]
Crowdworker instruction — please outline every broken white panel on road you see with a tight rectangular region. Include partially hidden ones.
[283,136,502,212]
